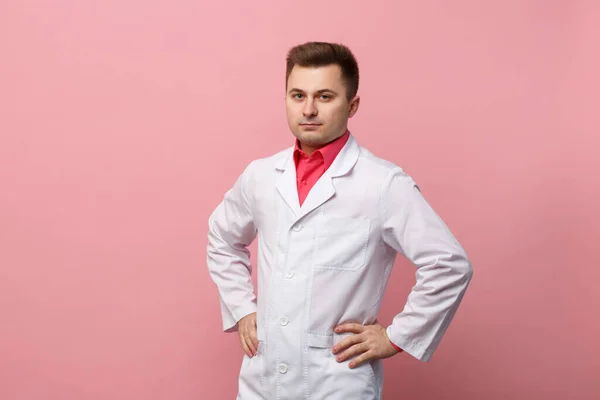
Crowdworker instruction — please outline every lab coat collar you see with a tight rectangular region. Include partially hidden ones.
[274,132,359,176]
[274,132,360,220]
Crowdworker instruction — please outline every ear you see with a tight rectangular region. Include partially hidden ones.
[348,95,360,118]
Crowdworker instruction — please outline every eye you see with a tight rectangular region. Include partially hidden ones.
[293,93,304,100]
[320,94,332,100]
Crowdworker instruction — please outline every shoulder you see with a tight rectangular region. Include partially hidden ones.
[355,144,415,187]
[241,146,293,183]
[253,146,292,170]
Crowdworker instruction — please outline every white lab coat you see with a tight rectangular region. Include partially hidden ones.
[207,133,472,399]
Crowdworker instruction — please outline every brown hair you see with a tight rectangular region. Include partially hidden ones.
[286,42,359,101]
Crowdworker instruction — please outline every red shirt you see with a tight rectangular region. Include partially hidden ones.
[293,130,349,206]
[292,131,404,354]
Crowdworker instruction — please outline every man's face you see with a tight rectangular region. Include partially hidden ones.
[285,64,359,154]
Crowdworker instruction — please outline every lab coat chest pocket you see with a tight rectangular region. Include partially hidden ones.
[315,218,371,270]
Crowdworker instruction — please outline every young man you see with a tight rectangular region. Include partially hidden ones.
[207,42,473,400]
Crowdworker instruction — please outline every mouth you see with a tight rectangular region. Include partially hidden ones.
[300,123,322,128]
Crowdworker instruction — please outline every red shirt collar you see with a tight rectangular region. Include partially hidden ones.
[293,130,350,170]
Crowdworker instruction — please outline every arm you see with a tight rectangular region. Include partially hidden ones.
[381,168,473,362]
[207,162,258,333]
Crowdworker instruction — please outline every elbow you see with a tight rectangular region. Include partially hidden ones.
[440,250,473,282]
[443,251,473,285]
[461,256,473,284]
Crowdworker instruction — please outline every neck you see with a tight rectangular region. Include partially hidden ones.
[299,142,319,156]
[298,128,348,156]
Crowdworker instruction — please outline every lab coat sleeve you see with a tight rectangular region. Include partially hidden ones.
[380,168,473,362]
[207,162,258,333]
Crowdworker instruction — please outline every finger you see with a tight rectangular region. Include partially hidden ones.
[335,323,365,334]
[336,342,368,362]
[240,334,252,358]
[332,333,363,354]
[244,332,258,356]
[250,328,259,353]
[349,350,374,369]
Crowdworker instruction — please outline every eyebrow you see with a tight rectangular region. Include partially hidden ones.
[288,88,339,95]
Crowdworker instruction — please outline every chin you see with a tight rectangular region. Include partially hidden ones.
[295,132,328,146]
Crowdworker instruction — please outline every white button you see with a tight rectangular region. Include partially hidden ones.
[280,317,289,326]
[278,364,288,374]
[285,271,295,279]
[292,224,302,232]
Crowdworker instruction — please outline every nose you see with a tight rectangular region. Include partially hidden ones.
[302,98,318,118]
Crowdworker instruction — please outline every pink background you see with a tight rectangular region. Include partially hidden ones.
[1,1,598,399]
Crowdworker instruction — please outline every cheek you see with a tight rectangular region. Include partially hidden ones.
[285,104,297,119]
[326,106,347,124]
[286,100,302,112]
[286,107,302,129]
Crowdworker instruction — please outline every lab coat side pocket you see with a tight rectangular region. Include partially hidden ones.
[305,333,331,397]
[256,331,267,391]
[305,332,378,398]
[333,331,378,390]
[238,337,267,398]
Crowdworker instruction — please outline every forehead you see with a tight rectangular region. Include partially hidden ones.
[287,64,345,92]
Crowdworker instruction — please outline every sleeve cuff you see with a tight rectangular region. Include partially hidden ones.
[223,303,257,333]
[386,325,433,362]
[388,338,403,353]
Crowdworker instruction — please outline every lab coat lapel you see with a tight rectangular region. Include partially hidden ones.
[275,150,300,217]
[274,134,360,222]
[298,135,359,219]
[297,174,334,220]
